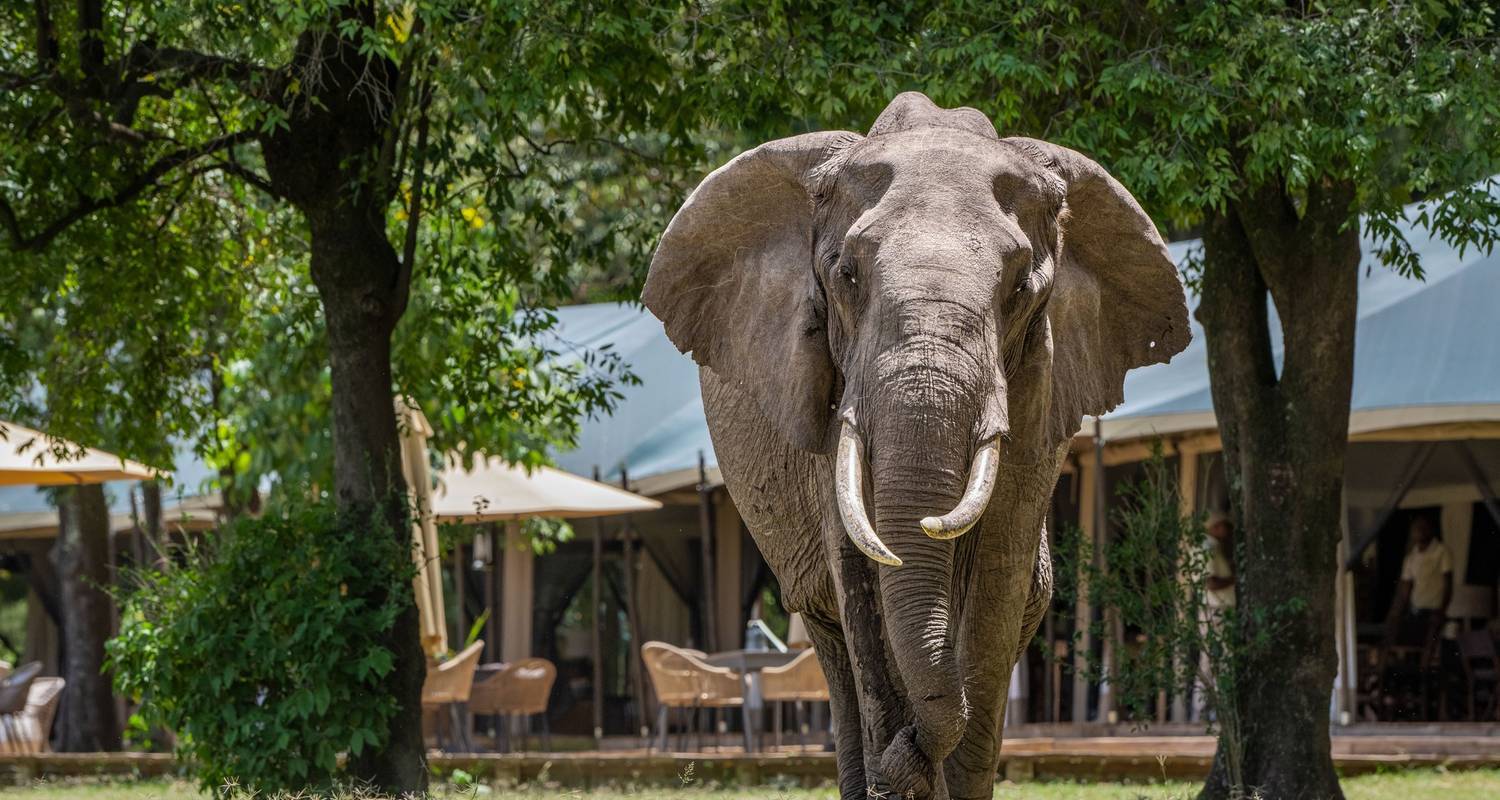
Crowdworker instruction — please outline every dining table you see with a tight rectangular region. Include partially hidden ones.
[705,648,799,752]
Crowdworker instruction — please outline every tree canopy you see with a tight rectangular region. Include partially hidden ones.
[0,1,735,492]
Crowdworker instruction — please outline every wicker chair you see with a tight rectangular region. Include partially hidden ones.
[469,658,556,752]
[422,640,485,752]
[641,641,746,752]
[760,648,830,750]
[0,662,43,754]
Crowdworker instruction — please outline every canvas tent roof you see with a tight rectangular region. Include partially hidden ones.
[0,494,220,542]
[551,188,1500,495]
[548,303,718,494]
[1099,218,1500,443]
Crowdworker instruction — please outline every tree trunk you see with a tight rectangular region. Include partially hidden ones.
[257,15,426,789]
[141,480,166,570]
[1197,180,1359,800]
[307,214,428,791]
[53,484,122,752]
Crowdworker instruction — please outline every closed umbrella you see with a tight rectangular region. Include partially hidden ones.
[396,398,448,658]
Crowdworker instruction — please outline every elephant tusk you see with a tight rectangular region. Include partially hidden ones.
[836,421,902,567]
[920,438,1000,540]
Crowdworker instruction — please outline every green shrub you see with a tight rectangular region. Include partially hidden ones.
[108,501,414,792]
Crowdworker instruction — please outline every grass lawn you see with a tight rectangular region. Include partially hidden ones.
[6,770,1500,800]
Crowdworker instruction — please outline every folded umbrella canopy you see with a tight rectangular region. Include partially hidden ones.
[431,456,662,523]
[0,420,158,486]
[397,398,448,658]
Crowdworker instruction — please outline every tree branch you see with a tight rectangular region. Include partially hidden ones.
[33,0,59,68]
[123,43,271,90]
[76,0,106,87]
[375,15,428,199]
[0,130,258,252]
[209,159,283,200]
[392,82,434,323]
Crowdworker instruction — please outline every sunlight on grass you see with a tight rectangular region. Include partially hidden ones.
[4,770,1499,800]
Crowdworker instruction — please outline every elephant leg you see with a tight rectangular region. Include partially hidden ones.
[803,614,868,800]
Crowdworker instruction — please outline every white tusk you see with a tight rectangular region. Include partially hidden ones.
[835,421,902,566]
[920,439,1000,540]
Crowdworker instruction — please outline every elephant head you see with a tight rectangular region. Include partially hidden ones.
[643,92,1189,784]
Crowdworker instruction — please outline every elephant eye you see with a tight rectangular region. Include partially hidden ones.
[827,248,856,285]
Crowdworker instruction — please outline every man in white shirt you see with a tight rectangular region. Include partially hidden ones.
[1384,515,1452,668]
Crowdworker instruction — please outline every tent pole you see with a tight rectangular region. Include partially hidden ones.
[1335,494,1356,724]
[591,466,605,746]
[1094,419,1118,722]
[452,533,466,649]
[697,451,718,652]
[620,468,649,744]
[487,523,500,663]
[1457,442,1500,531]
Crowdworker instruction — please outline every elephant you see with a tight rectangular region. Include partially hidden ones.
[642,92,1190,799]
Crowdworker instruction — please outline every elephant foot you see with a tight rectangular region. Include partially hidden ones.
[880,725,946,799]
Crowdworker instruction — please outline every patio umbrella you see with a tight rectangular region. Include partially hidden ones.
[0,420,158,486]
[430,457,661,523]
[396,398,448,657]
[430,454,662,672]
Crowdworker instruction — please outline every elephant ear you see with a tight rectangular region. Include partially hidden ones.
[643,131,863,454]
[1002,138,1191,447]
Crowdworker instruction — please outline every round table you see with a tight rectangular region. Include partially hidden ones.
[705,649,799,751]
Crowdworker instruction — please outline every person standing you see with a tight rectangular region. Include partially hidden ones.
[1385,515,1453,670]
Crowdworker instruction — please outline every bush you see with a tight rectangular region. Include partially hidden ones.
[108,501,414,792]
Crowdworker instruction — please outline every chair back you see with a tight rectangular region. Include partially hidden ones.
[422,640,485,705]
[0,662,42,714]
[642,642,704,707]
[470,658,556,716]
[761,648,830,703]
[642,641,743,708]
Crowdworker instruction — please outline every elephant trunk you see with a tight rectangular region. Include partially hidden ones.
[861,347,998,796]
[870,424,969,797]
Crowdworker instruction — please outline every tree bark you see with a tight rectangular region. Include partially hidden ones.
[1197,180,1359,800]
[257,17,427,789]
[53,484,122,752]
[309,224,428,790]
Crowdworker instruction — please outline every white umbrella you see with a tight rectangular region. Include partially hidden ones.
[431,457,661,523]
[0,420,159,486]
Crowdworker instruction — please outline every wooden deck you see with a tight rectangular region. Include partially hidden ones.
[3,730,1498,787]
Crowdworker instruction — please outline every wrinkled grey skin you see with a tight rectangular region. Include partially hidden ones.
[643,93,1190,800]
